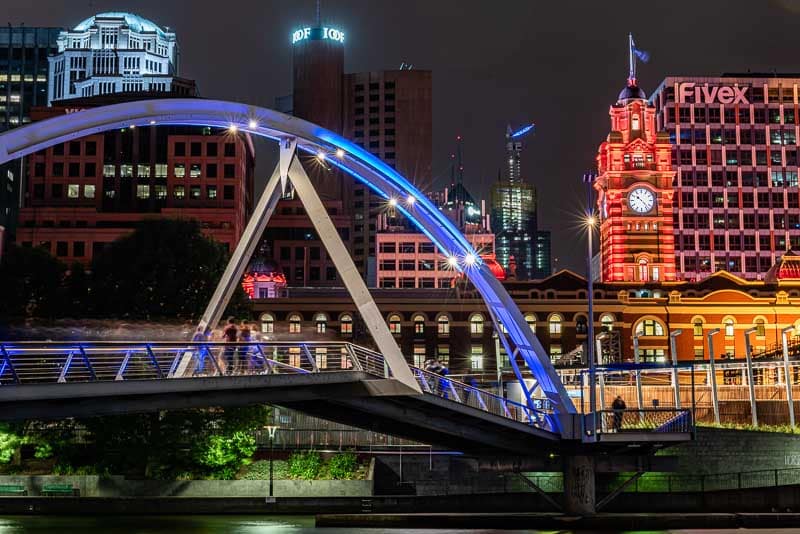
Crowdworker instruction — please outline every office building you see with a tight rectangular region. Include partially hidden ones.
[15,12,254,264]
[0,26,61,258]
[47,12,194,104]
[268,20,432,286]
[651,74,800,280]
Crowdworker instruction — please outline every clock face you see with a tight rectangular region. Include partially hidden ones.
[629,187,655,214]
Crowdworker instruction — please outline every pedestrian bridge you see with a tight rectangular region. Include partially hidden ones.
[0,341,692,454]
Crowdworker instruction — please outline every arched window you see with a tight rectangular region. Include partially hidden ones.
[388,314,402,335]
[524,313,537,333]
[723,318,735,338]
[755,318,766,337]
[631,113,640,131]
[260,312,275,334]
[314,313,328,334]
[412,314,425,335]
[600,313,615,332]
[469,313,484,335]
[635,319,665,337]
[693,318,704,338]
[288,313,302,334]
[638,258,649,281]
[340,314,353,335]
[575,315,588,335]
[437,314,450,336]
[549,314,563,336]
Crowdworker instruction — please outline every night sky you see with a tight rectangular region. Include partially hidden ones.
[7,0,800,273]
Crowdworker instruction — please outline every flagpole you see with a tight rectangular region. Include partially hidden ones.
[628,33,634,83]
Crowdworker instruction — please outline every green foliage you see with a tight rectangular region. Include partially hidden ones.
[0,245,67,319]
[90,219,248,320]
[327,452,358,480]
[33,443,53,460]
[192,431,257,480]
[239,459,289,480]
[698,421,800,434]
[288,451,323,480]
[0,424,20,464]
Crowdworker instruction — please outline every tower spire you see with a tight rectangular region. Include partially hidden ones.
[628,32,635,86]
[316,0,321,26]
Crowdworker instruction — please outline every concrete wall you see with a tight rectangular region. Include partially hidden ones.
[0,475,372,498]
[664,427,800,474]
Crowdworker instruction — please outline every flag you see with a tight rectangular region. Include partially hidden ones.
[631,37,650,63]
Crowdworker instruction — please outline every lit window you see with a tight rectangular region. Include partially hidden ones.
[524,313,537,332]
[174,163,185,178]
[413,314,425,335]
[693,320,704,338]
[288,313,302,334]
[155,164,168,178]
[724,319,735,338]
[470,345,483,370]
[638,258,649,281]
[120,164,133,178]
[437,315,450,336]
[388,314,402,335]
[136,185,150,199]
[437,344,450,366]
[600,314,615,332]
[315,313,328,334]
[103,164,115,177]
[469,313,484,335]
[413,345,426,368]
[83,185,95,199]
[137,164,150,178]
[635,319,665,337]
[315,347,327,369]
[190,163,201,178]
[549,314,563,336]
[340,314,353,335]
[755,318,766,337]
[288,347,301,367]
[631,113,640,130]
[260,313,275,334]
[67,184,80,198]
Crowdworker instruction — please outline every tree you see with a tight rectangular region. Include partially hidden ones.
[90,219,248,320]
[0,245,66,319]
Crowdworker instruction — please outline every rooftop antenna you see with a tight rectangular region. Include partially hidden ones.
[316,0,321,26]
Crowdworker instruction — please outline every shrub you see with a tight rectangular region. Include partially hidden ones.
[0,425,20,464]
[328,452,358,480]
[288,451,322,480]
[192,430,257,479]
[239,459,289,480]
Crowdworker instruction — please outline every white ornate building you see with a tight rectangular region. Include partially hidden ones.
[47,12,180,104]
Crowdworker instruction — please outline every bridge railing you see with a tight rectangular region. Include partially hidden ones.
[590,408,694,436]
[0,341,554,431]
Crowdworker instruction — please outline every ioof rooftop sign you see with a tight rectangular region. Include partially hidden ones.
[292,27,345,44]
[678,82,749,105]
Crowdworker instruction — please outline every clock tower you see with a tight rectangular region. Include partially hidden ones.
[593,74,676,283]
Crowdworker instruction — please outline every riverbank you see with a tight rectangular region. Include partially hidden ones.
[316,512,800,530]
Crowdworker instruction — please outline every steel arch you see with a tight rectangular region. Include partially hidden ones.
[0,98,576,426]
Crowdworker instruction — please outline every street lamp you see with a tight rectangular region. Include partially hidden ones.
[707,328,721,425]
[669,329,683,409]
[781,326,796,428]
[266,425,279,498]
[582,171,597,439]
[743,328,758,427]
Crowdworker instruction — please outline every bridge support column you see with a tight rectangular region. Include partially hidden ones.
[562,454,595,516]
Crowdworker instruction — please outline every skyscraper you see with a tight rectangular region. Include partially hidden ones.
[265,17,432,287]
[491,124,539,280]
[0,26,61,258]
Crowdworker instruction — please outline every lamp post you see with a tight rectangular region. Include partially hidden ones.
[707,328,721,425]
[781,326,796,428]
[669,329,683,409]
[743,327,758,427]
[266,425,279,499]
[582,171,597,439]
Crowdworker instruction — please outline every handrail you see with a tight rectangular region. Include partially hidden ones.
[0,340,556,432]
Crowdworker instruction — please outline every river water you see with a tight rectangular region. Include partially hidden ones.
[0,516,794,533]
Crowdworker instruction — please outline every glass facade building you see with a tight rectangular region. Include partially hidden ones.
[651,75,800,280]
[0,26,61,257]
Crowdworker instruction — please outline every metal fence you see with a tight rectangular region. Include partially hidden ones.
[592,409,694,435]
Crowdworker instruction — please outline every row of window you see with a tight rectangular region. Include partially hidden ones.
[674,148,799,166]
[173,141,236,158]
[673,126,797,145]
[665,106,796,124]
[693,317,768,338]
[680,255,775,274]
[379,242,436,254]
[678,234,800,254]
[257,312,619,338]
[678,190,800,209]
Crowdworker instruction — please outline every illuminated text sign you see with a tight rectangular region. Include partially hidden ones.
[677,83,749,105]
[292,27,345,44]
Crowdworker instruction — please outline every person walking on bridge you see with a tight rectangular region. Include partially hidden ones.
[222,317,238,375]
[612,395,627,432]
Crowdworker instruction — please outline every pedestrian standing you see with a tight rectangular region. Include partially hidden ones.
[612,395,627,432]
[239,321,253,373]
[223,317,238,375]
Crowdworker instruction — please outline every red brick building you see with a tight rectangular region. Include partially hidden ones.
[16,97,255,263]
